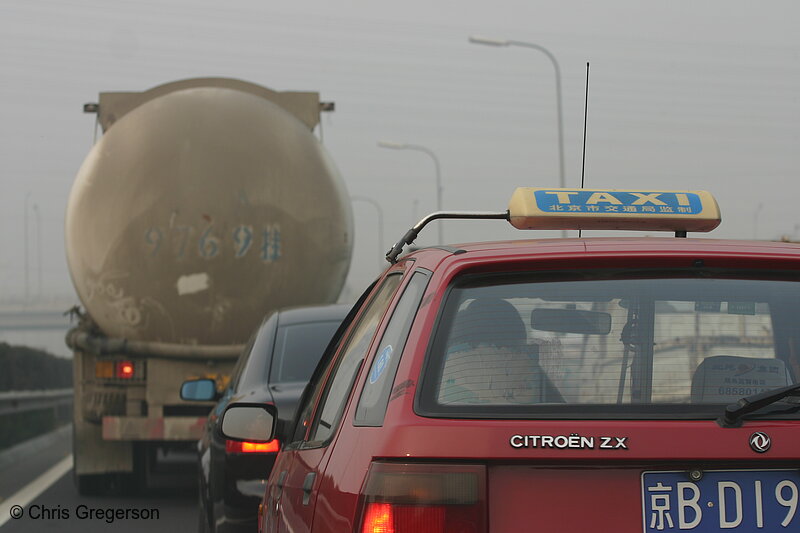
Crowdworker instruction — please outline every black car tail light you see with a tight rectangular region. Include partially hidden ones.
[358,462,487,533]
[225,438,280,454]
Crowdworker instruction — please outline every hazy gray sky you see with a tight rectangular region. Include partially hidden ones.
[1,0,799,303]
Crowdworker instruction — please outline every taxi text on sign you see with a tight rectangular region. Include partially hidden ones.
[507,188,721,232]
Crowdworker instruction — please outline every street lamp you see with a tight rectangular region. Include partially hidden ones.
[351,195,385,274]
[468,35,566,192]
[377,141,443,244]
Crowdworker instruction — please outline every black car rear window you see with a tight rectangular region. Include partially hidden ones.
[417,269,800,419]
[270,320,343,383]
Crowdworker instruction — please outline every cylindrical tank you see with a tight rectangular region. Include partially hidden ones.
[66,82,352,345]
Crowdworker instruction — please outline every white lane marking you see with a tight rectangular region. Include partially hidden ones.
[0,454,73,528]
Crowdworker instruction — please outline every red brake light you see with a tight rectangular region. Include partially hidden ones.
[359,463,486,533]
[362,503,395,533]
[225,439,280,454]
[116,361,135,379]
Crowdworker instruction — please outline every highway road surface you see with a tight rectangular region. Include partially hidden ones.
[0,425,198,532]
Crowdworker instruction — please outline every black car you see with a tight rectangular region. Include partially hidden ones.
[181,304,350,533]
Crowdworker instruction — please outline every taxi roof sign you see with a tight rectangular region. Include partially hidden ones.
[508,188,721,232]
[384,188,722,263]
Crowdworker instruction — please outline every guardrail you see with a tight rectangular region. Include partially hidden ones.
[0,388,73,417]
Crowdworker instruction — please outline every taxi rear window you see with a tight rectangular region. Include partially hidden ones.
[417,270,800,419]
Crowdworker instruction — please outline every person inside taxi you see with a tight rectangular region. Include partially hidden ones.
[439,298,559,405]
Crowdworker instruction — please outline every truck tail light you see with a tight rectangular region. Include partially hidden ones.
[116,361,135,379]
[95,360,114,378]
[358,463,486,533]
[225,439,280,454]
[96,359,144,380]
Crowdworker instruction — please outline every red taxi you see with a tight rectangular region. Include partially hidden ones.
[221,188,800,532]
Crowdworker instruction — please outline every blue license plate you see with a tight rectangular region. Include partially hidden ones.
[642,469,800,532]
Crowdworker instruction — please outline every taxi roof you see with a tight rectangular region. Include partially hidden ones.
[402,237,800,270]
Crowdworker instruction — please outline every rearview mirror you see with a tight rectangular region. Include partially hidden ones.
[220,403,277,443]
[531,308,612,335]
[180,378,217,401]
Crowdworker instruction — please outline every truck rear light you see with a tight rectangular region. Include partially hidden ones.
[116,361,135,379]
[225,439,280,454]
[95,361,114,378]
[95,359,145,380]
[358,463,486,533]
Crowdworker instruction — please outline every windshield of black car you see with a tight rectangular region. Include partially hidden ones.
[418,271,800,419]
[270,320,343,383]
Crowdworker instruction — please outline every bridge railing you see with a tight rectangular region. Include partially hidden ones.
[0,388,73,417]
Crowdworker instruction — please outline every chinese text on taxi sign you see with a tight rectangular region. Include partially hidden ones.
[534,190,703,215]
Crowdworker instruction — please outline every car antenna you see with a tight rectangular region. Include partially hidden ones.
[579,62,589,238]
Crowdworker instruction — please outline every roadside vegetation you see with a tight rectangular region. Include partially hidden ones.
[0,343,72,450]
[0,342,72,391]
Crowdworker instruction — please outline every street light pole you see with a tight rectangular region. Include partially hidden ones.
[377,141,443,244]
[470,35,568,238]
[469,35,565,191]
[24,192,31,303]
[32,204,42,298]
[753,203,763,240]
[351,195,385,274]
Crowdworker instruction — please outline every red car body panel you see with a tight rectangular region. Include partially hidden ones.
[261,237,800,533]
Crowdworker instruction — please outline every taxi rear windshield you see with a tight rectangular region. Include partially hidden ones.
[418,270,800,419]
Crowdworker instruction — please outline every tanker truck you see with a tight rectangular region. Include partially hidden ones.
[65,78,353,494]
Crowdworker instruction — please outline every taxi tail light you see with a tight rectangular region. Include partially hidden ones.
[358,463,486,533]
[225,439,280,454]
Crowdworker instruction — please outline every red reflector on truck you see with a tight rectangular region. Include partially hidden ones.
[359,463,486,533]
[225,439,280,454]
